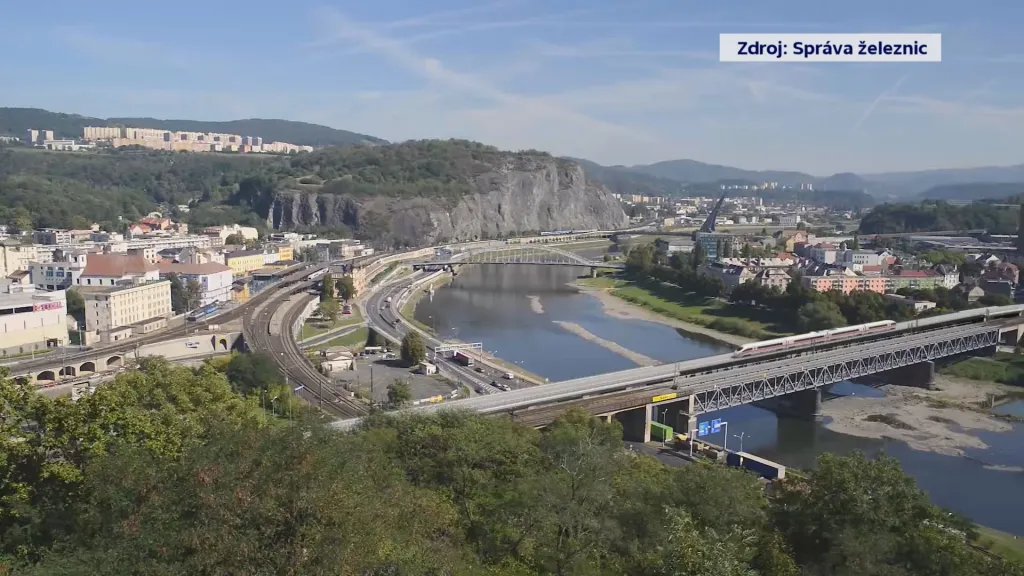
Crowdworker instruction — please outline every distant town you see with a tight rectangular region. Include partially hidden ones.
[19,126,314,154]
[0,217,372,355]
[610,191,1020,306]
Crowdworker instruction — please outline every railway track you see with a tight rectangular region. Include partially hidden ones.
[241,282,367,419]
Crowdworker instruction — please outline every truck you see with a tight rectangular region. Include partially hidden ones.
[454,351,474,367]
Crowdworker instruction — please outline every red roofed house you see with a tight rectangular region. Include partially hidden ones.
[78,253,160,287]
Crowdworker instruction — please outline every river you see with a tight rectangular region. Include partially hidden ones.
[415,263,1024,535]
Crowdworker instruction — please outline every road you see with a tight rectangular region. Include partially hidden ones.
[327,308,1017,431]
[243,282,367,419]
[365,272,524,395]
[404,320,1000,418]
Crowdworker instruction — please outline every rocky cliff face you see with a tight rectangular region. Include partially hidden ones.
[268,158,628,246]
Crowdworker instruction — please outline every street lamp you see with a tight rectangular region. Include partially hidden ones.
[733,432,746,453]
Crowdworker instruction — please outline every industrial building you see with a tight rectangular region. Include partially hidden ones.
[0,284,68,356]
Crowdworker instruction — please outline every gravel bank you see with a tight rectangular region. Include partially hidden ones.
[553,321,660,367]
[527,295,544,314]
[822,375,1015,457]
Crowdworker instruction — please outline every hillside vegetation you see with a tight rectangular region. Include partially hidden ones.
[0,140,618,242]
[919,182,1024,201]
[858,200,1017,235]
[0,107,385,147]
[1,358,1018,575]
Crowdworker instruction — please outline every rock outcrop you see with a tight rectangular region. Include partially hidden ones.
[268,157,628,246]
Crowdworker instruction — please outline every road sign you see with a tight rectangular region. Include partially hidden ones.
[652,392,677,403]
[697,422,710,437]
[711,418,725,434]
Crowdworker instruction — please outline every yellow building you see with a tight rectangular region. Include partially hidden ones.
[231,280,251,303]
[225,250,266,277]
[272,244,294,262]
[78,280,172,345]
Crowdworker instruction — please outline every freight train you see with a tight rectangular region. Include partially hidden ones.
[734,320,896,356]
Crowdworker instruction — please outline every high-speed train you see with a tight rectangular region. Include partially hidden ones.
[734,320,897,356]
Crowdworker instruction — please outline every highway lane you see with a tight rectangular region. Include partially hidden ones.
[365,273,513,395]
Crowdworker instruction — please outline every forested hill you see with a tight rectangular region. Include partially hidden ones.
[0,107,386,147]
[919,182,1024,202]
[0,140,627,245]
[858,200,1018,235]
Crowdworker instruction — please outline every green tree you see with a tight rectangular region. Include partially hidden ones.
[224,232,246,245]
[65,288,84,320]
[166,273,189,314]
[386,380,412,408]
[337,275,356,301]
[317,299,339,323]
[624,244,654,276]
[0,360,259,562]
[400,332,426,365]
[321,273,335,301]
[225,353,281,394]
[691,241,705,269]
[185,278,202,310]
[772,452,1001,576]
[10,206,33,233]
[797,301,846,331]
[21,425,471,575]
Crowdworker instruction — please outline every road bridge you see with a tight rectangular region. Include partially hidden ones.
[333,304,1024,437]
[412,244,623,274]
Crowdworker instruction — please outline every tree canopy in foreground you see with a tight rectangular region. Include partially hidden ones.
[0,360,1019,575]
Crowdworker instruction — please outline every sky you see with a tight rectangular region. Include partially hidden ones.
[1,0,1021,175]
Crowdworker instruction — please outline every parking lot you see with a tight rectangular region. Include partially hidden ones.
[330,352,457,404]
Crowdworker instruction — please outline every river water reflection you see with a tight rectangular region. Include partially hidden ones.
[415,264,1024,534]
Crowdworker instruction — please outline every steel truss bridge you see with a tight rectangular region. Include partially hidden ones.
[413,244,624,270]
[688,325,998,414]
[434,342,483,355]
[332,305,1021,431]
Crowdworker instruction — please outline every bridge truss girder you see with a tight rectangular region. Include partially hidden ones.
[691,329,998,414]
[434,342,484,355]
[460,245,601,267]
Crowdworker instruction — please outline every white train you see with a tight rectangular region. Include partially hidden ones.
[735,320,897,356]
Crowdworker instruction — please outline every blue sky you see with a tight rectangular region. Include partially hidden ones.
[0,0,1020,174]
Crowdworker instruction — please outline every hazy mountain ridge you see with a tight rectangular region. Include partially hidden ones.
[0,107,386,147]
[573,156,1024,200]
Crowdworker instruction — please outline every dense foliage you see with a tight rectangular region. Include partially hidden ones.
[0,139,572,238]
[0,107,384,147]
[0,360,1017,575]
[919,182,1024,201]
[621,241,990,335]
[859,200,1017,235]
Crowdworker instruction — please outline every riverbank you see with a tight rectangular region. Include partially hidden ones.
[400,272,453,334]
[572,281,753,349]
[822,375,1017,457]
[553,321,659,367]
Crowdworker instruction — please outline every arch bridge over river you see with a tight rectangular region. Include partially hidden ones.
[411,244,624,273]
